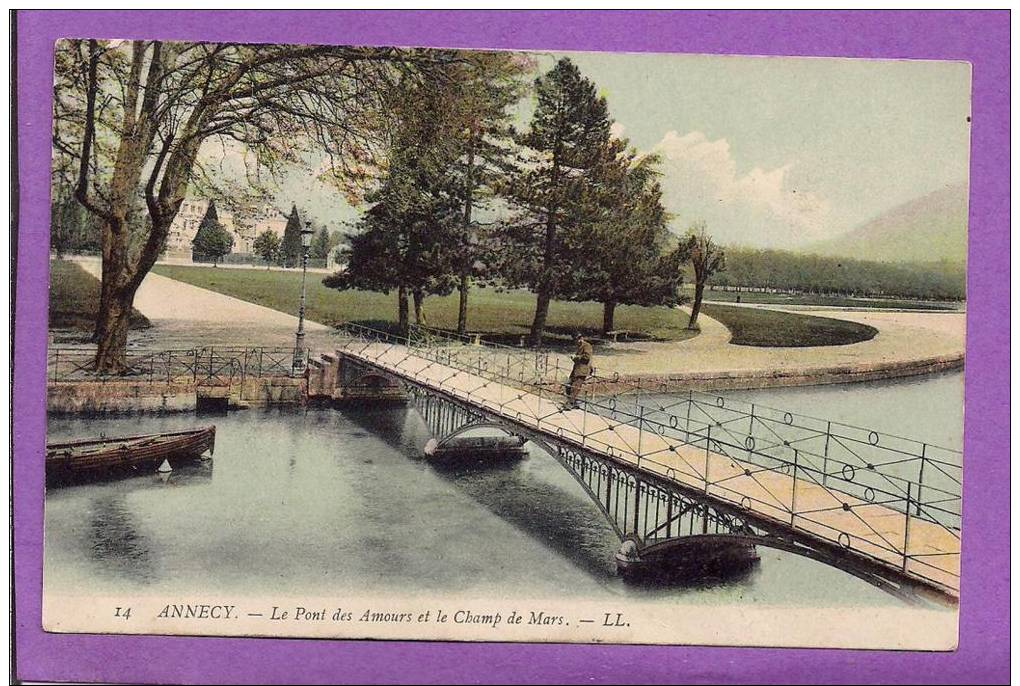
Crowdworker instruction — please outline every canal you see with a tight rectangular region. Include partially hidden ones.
[44,370,963,608]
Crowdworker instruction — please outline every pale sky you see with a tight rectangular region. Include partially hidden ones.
[212,49,972,249]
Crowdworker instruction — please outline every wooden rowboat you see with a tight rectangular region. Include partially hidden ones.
[47,426,216,482]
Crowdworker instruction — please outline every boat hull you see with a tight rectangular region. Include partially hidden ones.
[46,426,216,484]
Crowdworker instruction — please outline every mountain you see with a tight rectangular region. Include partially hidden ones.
[808,182,968,264]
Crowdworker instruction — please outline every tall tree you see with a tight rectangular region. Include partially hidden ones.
[252,230,281,269]
[682,222,727,328]
[52,38,451,371]
[280,204,303,267]
[323,67,464,334]
[442,52,531,334]
[561,146,688,334]
[499,58,616,346]
[191,201,234,265]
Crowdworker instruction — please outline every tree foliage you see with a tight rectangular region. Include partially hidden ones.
[439,51,532,333]
[253,230,281,268]
[323,62,468,332]
[52,37,456,371]
[280,204,304,267]
[681,222,726,328]
[559,145,688,333]
[709,248,965,300]
[310,226,332,260]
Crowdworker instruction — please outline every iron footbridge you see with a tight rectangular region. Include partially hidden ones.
[332,324,962,604]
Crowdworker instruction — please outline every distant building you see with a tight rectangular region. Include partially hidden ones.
[249,206,289,240]
[164,199,240,259]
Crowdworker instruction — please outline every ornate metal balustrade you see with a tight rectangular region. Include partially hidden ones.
[48,346,307,385]
[334,322,962,602]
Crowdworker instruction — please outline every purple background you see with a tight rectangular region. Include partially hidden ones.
[14,10,1009,684]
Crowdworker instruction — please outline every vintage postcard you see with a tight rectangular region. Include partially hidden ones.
[38,37,970,651]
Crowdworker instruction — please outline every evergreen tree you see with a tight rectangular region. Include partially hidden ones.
[560,145,688,334]
[498,57,617,346]
[281,204,303,267]
[191,201,234,266]
[442,52,531,334]
[323,71,463,334]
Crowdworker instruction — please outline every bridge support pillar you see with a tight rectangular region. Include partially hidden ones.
[616,536,759,583]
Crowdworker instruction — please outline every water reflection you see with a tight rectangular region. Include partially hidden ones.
[85,494,155,583]
[429,453,620,581]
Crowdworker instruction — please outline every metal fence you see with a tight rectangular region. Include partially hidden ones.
[48,346,307,385]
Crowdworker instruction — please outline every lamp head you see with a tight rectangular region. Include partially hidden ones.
[300,221,314,248]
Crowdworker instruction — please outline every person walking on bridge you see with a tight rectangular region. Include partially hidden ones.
[564,332,593,410]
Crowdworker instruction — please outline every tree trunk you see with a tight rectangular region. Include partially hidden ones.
[413,290,427,327]
[689,281,705,329]
[457,272,469,335]
[529,211,559,346]
[602,300,616,336]
[530,290,551,347]
[397,286,409,336]
[93,286,135,373]
[457,135,477,336]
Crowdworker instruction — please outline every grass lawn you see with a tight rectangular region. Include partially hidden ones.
[49,259,150,331]
[701,303,878,347]
[150,265,698,346]
[701,289,963,311]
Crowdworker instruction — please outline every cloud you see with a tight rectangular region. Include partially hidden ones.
[652,131,831,248]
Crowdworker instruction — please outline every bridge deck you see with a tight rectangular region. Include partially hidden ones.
[344,343,960,596]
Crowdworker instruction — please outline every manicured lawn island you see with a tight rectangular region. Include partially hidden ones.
[701,303,878,348]
[49,260,150,331]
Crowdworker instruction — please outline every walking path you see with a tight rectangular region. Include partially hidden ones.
[71,258,965,390]
[76,258,335,351]
[598,305,964,388]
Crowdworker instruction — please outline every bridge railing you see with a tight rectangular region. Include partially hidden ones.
[334,322,961,590]
[338,322,563,388]
[47,346,306,384]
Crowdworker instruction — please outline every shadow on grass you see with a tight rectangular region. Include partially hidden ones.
[49,260,151,331]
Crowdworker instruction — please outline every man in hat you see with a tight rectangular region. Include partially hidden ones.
[564,332,593,409]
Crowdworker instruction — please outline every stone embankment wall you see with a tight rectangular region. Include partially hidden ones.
[47,377,307,414]
[589,353,963,395]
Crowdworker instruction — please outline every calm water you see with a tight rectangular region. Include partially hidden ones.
[44,371,963,608]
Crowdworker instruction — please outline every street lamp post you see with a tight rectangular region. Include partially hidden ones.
[293,221,315,376]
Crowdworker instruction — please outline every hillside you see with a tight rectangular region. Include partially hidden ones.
[809,182,968,264]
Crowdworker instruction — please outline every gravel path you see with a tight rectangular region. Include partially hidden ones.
[76,258,336,352]
[598,305,964,382]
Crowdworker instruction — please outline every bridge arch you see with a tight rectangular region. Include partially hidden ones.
[635,533,924,602]
[431,422,526,450]
[348,372,401,389]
